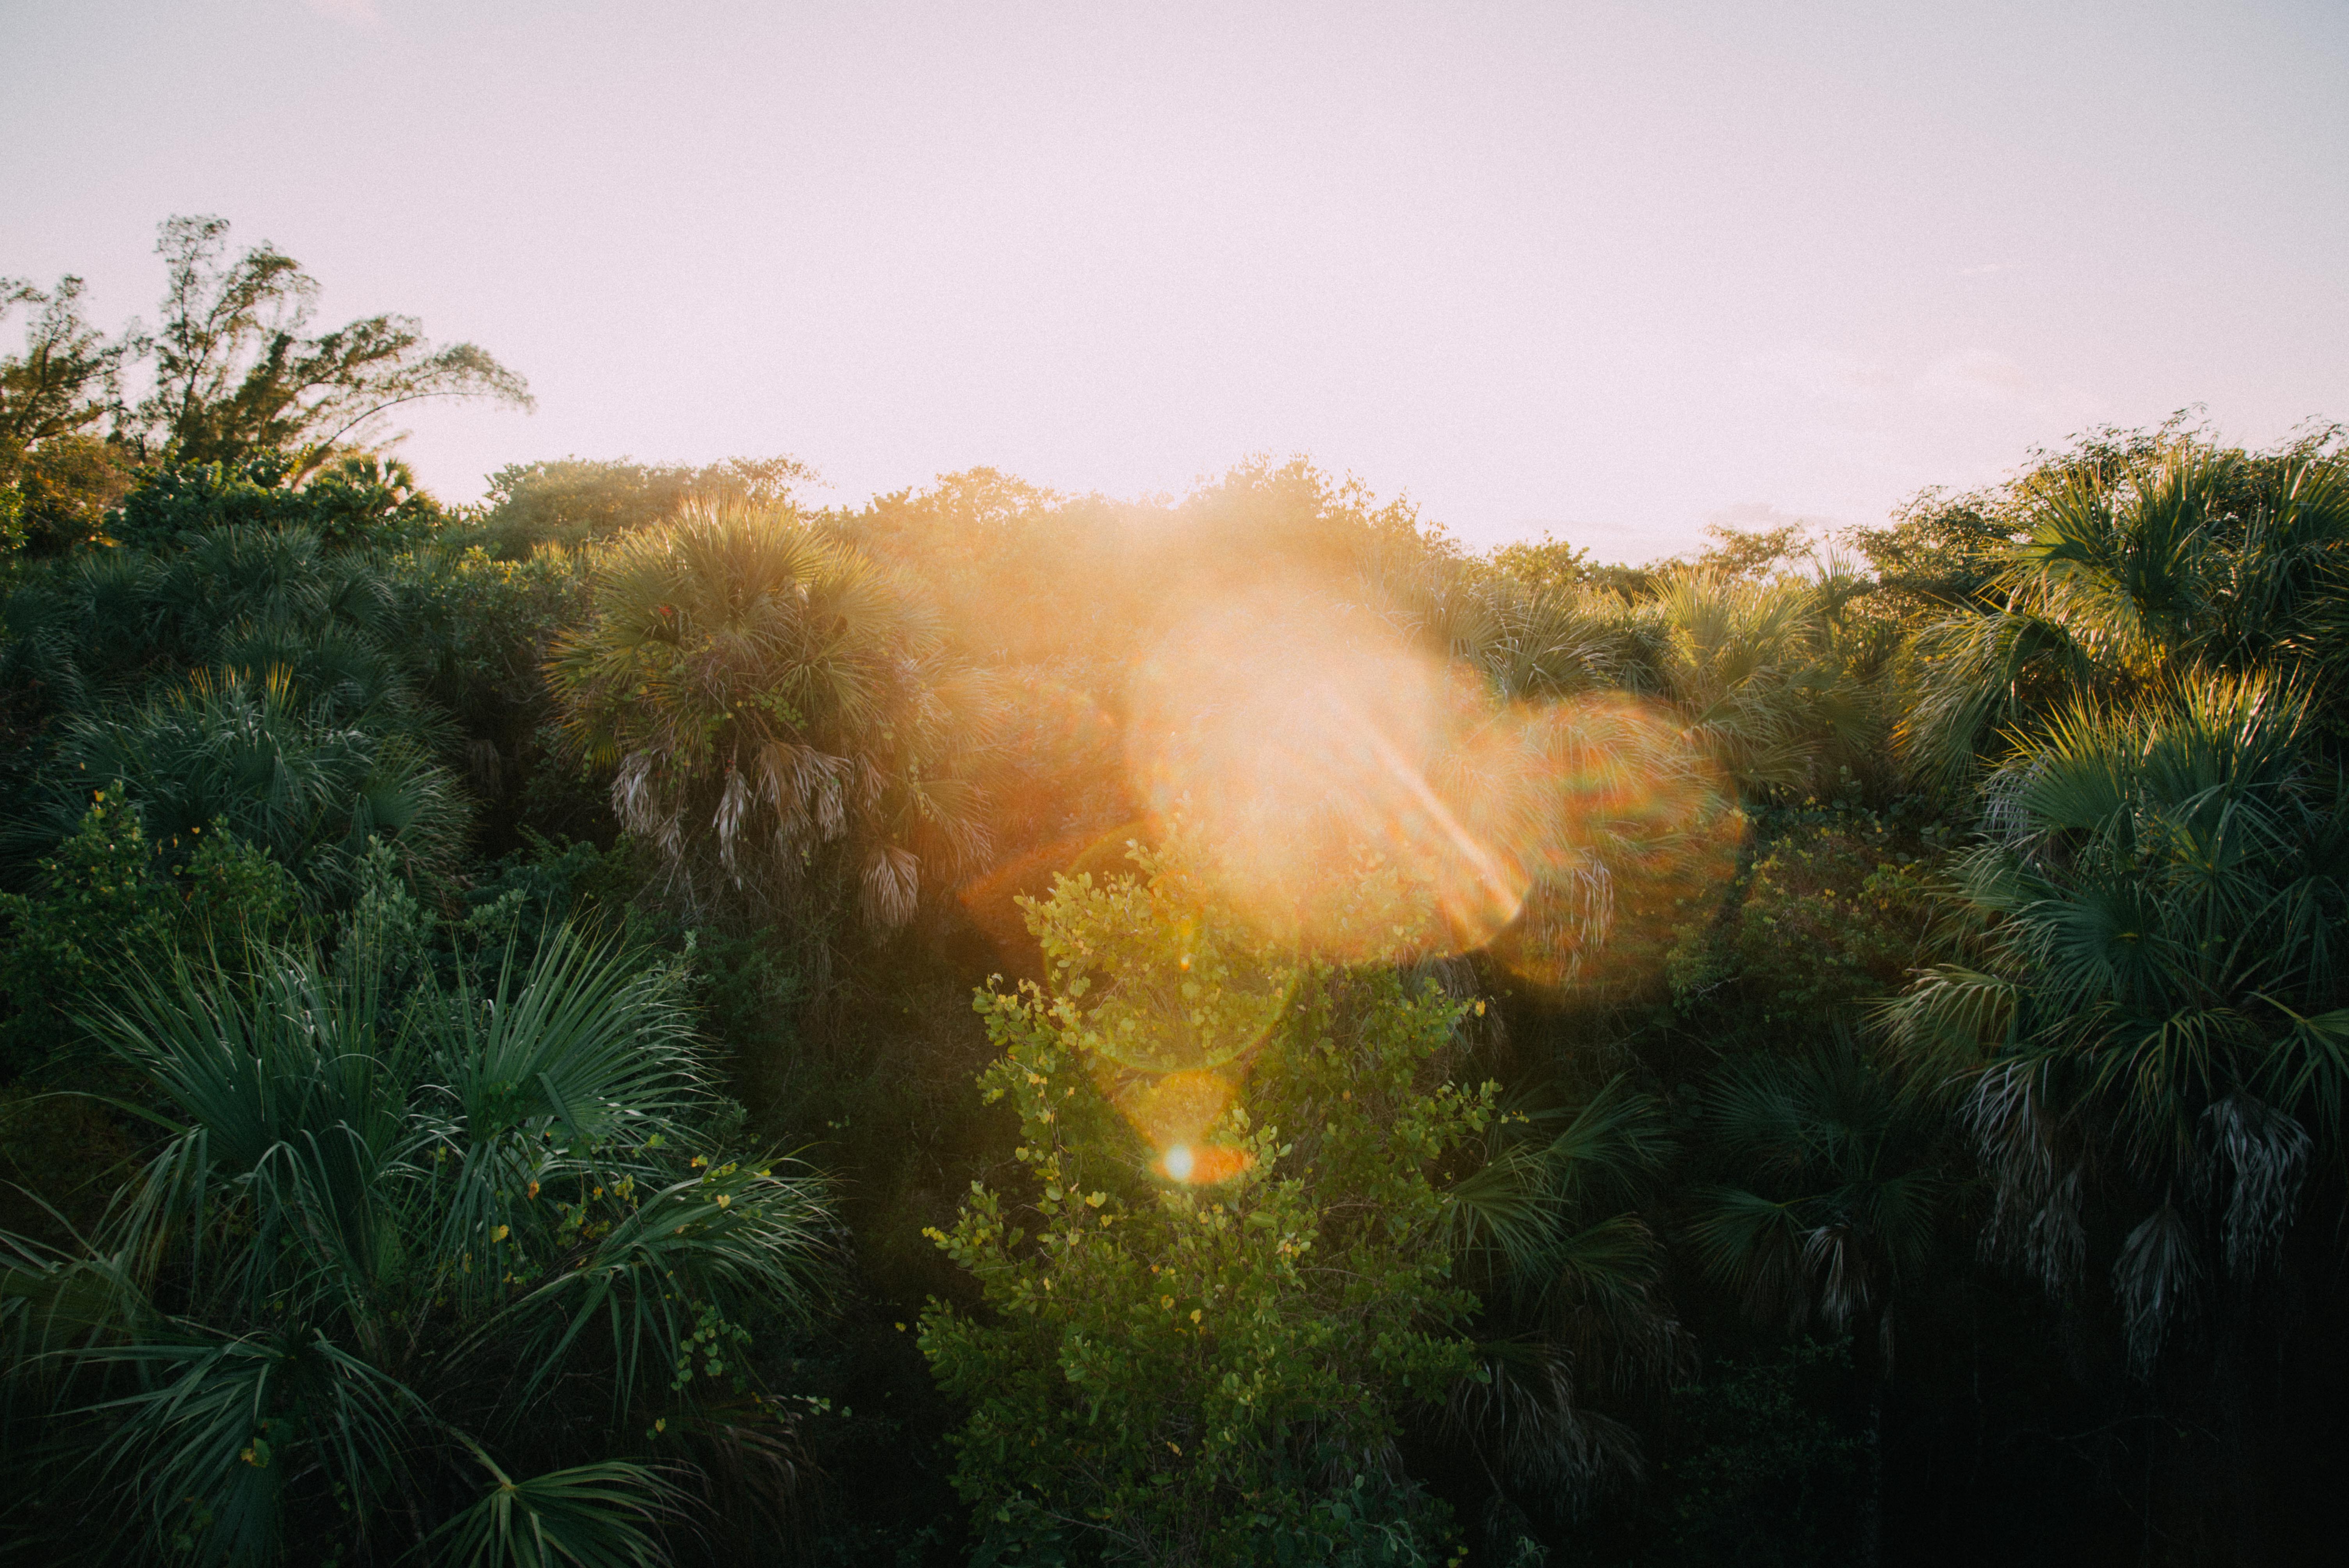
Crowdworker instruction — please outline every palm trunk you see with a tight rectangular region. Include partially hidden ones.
[2215,1322,2264,1568]
[1857,1367,1884,1568]
[1854,1310,1885,1568]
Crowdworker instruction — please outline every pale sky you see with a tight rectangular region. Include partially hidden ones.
[6,0,2345,558]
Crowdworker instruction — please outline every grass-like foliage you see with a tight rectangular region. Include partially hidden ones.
[0,922,831,1566]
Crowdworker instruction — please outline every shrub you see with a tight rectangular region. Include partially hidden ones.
[920,848,1490,1564]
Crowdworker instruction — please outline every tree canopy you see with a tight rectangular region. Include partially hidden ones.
[4,216,2349,1568]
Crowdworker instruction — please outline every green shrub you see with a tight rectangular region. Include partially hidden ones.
[1674,816,1939,1027]
[0,788,296,1074]
[920,849,1488,1564]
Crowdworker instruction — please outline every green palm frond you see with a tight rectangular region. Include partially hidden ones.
[3,920,833,1563]
[1691,1032,1951,1343]
[76,1324,426,1566]
[425,1440,683,1568]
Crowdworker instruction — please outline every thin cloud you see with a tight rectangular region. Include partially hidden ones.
[1739,345,1893,405]
[296,0,385,30]
[1706,499,1836,535]
[1913,348,2091,415]
[1916,349,2040,405]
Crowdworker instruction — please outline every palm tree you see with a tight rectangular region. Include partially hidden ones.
[0,923,832,1565]
[547,498,996,934]
[1684,1029,1952,1568]
[1438,1076,1691,1545]
[1884,669,2349,1372]
[1900,449,2349,791]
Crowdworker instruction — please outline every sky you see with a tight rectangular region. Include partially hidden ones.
[5,0,2345,559]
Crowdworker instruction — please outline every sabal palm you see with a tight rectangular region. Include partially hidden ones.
[0,924,832,1565]
[548,499,994,930]
[1686,1032,1948,1352]
[1885,669,2349,1369]
[1438,1076,1689,1516]
[1901,453,2349,789]
[1683,1030,1949,1568]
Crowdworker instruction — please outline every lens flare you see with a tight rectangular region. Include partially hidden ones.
[1124,581,1736,983]
[1481,692,1744,995]
[1157,1142,1253,1184]
[1126,585,1529,962]
[1113,1066,1237,1148]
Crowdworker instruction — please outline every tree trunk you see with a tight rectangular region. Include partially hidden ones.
[1854,1310,1886,1568]
[1857,1367,1884,1568]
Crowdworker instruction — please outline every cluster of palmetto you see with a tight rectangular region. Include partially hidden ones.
[1885,451,2349,1370]
[1432,447,2349,1549]
[0,924,831,1566]
[1344,463,2333,1553]
[1405,446,2349,1400]
[0,512,471,909]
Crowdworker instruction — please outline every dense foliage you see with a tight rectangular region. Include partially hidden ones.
[923,850,1490,1561]
[4,224,2348,1566]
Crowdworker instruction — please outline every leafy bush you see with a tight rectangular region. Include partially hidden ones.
[1714,818,1940,1026]
[388,542,601,846]
[479,456,813,558]
[920,850,1491,1564]
[0,788,296,1074]
[1650,1342,1864,1568]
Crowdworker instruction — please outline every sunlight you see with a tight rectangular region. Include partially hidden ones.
[1123,578,1735,983]
[1156,1142,1253,1185]
[1125,581,1531,962]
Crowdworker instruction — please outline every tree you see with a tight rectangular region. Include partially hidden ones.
[920,848,1492,1563]
[0,275,121,452]
[1,434,137,555]
[1433,1075,1689,1552]
[0,922,832,1566]
[1896,430,2349,791]
[479,455,816,558]
[1886,670,2349,1369]
[131,214,531,472]
[0,276,131,555]
[1483,532,1594,599]
[547,497,995,936]
[1685,1030,1952,1568]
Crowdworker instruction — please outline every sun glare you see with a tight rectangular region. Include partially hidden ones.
[1125,577,1736,982]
